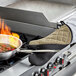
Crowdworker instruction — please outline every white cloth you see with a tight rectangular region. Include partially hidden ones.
[64,14,76,44]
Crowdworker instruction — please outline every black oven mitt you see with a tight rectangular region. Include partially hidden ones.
[28,24,72,66]
[28,44,67,66]
[29,52,56,66]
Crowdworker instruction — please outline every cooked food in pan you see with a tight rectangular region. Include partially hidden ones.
[0,43,16,53]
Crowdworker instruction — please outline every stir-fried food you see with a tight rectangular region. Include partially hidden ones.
[0,43,16,53]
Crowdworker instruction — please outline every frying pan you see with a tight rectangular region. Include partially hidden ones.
[0,34,22,61]
[0,34,57,61]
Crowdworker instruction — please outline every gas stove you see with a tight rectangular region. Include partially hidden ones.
[0,6,76,76]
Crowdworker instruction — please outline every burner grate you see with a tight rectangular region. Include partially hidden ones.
[0,52,28,73]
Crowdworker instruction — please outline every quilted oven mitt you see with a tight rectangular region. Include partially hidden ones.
[28,25,72,66]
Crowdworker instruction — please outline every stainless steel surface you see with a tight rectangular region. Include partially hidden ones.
[47,0,73,4]
[7,0,74,23]
[5,19,55,37]
[73,73,76,76]
[0,0,20,6]
[53,44,76,76]
[0,6,57,28]
[73,0,76,6]
[0,57,34,76]
[54,61,76,76]
[0,50,16,61]
[50,44,76,76]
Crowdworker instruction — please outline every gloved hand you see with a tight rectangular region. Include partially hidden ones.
[29,25,72,45]
[28,44,67,66]
[29,52,56,66]
[28,25,72,66]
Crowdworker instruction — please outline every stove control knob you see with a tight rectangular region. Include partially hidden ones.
[40,68,46,73]
[40,68,49,76]
[32,72,40,76]
[56,57,64,65]
[40,69,49,76]
[45,69,49,76]
[39,68,46,76]
[47,62,53,70]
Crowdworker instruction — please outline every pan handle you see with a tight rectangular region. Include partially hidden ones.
[17,49,59,53]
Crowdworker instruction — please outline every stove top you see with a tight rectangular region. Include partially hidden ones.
[0,52,28,73]
[0,32,42,73]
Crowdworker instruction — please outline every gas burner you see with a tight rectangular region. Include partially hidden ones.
[0,31,42,73]
[0,52,28,73]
